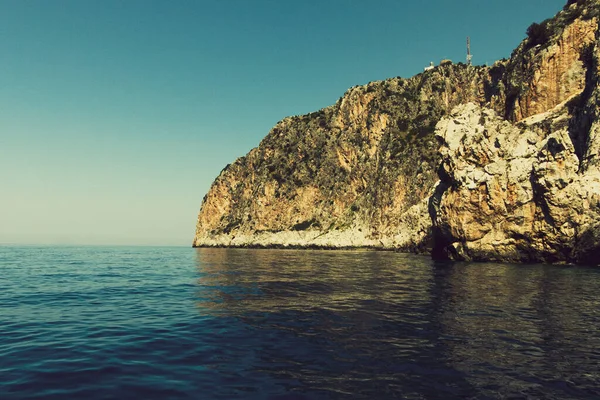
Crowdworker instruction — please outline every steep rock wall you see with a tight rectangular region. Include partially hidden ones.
[195,0,600,264]
[501,1,599,121]
[194,66,492,249]
[431,9,600,265]
[432,102,597,264]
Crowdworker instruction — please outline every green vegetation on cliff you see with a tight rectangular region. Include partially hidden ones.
[194,63,494,249]
[194,0,600,265]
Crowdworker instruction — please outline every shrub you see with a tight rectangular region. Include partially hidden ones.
[526,21,551,47]
[564,0,584,9]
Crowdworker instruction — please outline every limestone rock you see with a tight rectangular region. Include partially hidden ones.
[194,66,492,251]
[505,13,598,121]
[430,0,600,265]
[195,0,600,264]
[432,98,600,264]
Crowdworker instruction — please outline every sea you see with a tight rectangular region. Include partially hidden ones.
[1,246,599,399]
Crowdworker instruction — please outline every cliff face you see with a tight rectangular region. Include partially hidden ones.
[194,65,493,250]
[431,0,600,265]
[501,2,598,122]
[195,0,600,264]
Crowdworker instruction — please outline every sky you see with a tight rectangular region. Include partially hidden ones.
[0,0,568,246]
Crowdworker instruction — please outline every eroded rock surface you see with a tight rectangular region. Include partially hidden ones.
[432,102,597,264]
[431,0,600,265]
[194,66,492,250]
[195,0,600,264]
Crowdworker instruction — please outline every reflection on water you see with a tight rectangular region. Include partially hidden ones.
[195,248,600,399]
[438,264,600,398]
[196,248,431,314]
[2,246,600,399]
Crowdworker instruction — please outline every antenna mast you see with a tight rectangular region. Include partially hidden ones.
[466,36,473,66]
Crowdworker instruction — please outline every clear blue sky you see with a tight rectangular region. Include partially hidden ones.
[1,0,566,246]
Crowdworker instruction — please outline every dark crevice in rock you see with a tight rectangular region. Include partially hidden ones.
[575,225,600,264]
[567,41,598,171]
[429,179,452,261]
[546,137,566,157]
[529,169,557,228]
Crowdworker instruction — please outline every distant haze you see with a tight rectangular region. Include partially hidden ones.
[0,0,566,246]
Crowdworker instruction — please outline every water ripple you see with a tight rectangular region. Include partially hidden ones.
[1,246,600,399]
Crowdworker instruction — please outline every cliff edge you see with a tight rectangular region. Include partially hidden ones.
[432,0,600,265]
[194,65,493,250]
[194,0,600,265]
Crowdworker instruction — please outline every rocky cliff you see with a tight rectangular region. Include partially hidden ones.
[194,65,493,250]
[431,0,600,265]
[194,0,600,264]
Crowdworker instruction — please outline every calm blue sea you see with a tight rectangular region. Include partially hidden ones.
[1,246,600,399]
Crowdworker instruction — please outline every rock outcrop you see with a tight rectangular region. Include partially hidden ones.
[194,66,493,250]
[500,1,599,122]
[431,101,600,264]
[195,0,600,265]
[432,0,600,265]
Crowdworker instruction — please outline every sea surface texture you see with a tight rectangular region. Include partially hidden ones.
[1,246,600,399]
